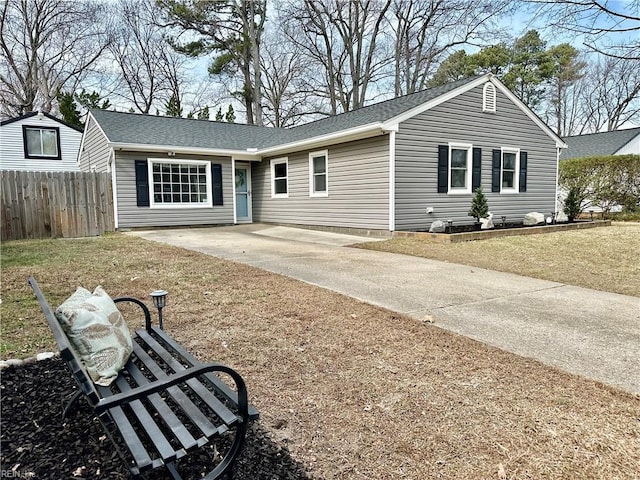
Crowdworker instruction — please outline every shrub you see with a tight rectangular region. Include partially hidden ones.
[468,188,489,222]
[559,154,640,214]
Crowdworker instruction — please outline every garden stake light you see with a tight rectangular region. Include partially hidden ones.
[151,289,168,329]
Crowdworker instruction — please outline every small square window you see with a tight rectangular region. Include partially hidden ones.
[22,126,61,159]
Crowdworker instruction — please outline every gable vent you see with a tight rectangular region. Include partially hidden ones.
[483,83,496,112]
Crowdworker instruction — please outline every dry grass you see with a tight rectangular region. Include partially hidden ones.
[2,235,639,479]
[356,223,640,297]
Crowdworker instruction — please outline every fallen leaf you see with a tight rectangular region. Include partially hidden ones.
[497,463,506,479]
[72,466,86,477]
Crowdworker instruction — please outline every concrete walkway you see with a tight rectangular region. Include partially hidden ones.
[128,225,640,395]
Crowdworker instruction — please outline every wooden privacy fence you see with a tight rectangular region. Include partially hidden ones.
[1,170,114,241]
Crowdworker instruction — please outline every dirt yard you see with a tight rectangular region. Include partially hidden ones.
[2,235,639,479]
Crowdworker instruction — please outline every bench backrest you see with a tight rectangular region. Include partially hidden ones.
[28,277,101,405]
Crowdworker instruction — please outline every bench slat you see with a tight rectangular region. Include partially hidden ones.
[150,327,260,421]
[125,362,199,452]
[114,375,178,464]
[131,342,219,439]
[108,406,154,471]
[136,329,239,428]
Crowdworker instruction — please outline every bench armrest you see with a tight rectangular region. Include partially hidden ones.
[95,363,249,422]
[113,297,153,331]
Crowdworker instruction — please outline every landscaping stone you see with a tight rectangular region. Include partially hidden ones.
[556,211,569,223]
[523,212,545,226]
[5,359,23,367]
[480,213,494,230]
[0,360,9,370]
[36,351,56,361]
[429,220,446,233]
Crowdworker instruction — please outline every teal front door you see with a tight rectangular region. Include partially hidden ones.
[235,164,252,223]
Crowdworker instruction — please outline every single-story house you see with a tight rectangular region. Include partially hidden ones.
[79,73,566,233]
[0,111,83,171]
[561,127,640,160]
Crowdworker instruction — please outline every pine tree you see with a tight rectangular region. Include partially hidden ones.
[56,91,82,129]
[225,104,235,123]
[197,106,210,120]
[215,107,224,121]
[165,94,182,117]
[468,188,489,222]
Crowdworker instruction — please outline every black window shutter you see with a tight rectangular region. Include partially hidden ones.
[492,149,501,193]
[519,151,528,192]
[212,163,223,205]
[472,147,482,191]
[437,145,448,193]
[134,160,150,207]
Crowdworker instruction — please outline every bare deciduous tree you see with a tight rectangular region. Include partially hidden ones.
[529,0,640,60]
[579,55,640,132]
[282,0,392,115]
[392,0,511,96]
[0,0,111,117]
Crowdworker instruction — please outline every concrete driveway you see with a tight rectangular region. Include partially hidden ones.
[128,224,640,395]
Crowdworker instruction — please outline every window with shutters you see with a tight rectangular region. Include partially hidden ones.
[148,159,213,208]
[501,147,519,193]
[449,143,473,194]
[483,83,496,112]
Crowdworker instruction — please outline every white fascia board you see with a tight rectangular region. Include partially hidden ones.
[381,74,491,131]
[108,142,261,160]
[489,76,568,149]
[256,123,385,157]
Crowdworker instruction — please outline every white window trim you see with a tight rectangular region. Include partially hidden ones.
[148,158,213,209]
[270,157,289,198]
[448,142,473,194]
[500,147,520,193]
[308,150,329,197]
[483,83,496,112]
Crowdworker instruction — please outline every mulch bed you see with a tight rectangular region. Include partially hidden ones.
[0,358,310,480]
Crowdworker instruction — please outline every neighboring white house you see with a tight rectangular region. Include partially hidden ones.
[0,112,83,171]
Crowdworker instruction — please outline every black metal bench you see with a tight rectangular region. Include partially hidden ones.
[28,277,259,479]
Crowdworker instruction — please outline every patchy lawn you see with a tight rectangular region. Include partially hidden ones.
[1,235,639,479]
[355,223,640,297]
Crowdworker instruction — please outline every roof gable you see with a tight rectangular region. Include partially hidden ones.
[0,111,84,132]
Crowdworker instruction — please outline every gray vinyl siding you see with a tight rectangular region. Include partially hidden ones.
[79,116,111,172]
[252,135,390,230]
[0,117,81,171]
[394,84,558,231]
[115,151,234,228]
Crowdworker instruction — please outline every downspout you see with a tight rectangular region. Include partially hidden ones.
[388,130,396,232]
[555,147,560,215]
[109,147,118,230]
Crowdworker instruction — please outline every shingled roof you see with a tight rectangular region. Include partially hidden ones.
[561,127,640,160]
[89,75,482,153]
[90,74,567,155]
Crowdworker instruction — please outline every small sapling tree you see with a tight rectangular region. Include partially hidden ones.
[468,188,489,222]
